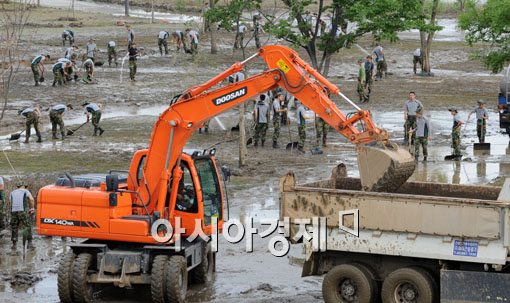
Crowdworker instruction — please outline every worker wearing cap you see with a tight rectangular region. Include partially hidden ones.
[50,104,73,140]
[82,102,104,136]
[253,94,270,147]
[364,56,375,102]
[0,176,5,231]
[19,105,42,143]
[107,41,118,67]
[272,92,287,148]
[468,100,489,143]
[158,30,170,55]
[413,109,430,162]
[449,108,463,157]
[86,39,98,62]
[357,58,366,103]
[9,181,35,250]
[31,54,50,86]
[404,91,424,144]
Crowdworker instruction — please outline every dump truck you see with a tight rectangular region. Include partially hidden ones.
[280,164,510,303]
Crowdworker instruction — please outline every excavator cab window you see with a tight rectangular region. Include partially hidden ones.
[175,163,198,213]
[136,155,147,185]
[194,158,222,225]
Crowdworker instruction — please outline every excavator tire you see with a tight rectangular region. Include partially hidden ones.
[165,255,187,303]
[357,144,416,192]
[72,253,94,303]
[191,243,214,284]
[58,251,76,303]
[151,255,168,303]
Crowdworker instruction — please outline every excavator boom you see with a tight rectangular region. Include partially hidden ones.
[140,45,415,215]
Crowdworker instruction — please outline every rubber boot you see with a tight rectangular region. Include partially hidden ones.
[423,156,427,162]
[99,128,105,136]
[93,129,98,136]
[36,135,42,143]
[52,133,58,140]
[35,82,39,87]
[11,242,16,250]
[261,140,265,147]
[27,240,35,250]
[205,127,209,134]
[272,141,278,148]
[61,132,66,140]
[198,128,202,134]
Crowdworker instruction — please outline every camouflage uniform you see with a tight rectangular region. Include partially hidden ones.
[107,44,118,67]
[91,111,102,136]
[452,128,461,156]
[0,179,5,230]
[253,123,268,145]
[315,116,328,147]
[414,137,428,158]
[128,45,139,81]
[24,111,42,143]
[31,64,40,85]
[11,211,32,245]
[272,112,281,143]
[477,119,486,143]
[50,109,65,139]
[52,62,65,86]
[405,116,417,144]
[253,99,269,146]
[364,60,374,102]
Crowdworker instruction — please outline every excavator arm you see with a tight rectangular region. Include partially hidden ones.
[140,45,415,216]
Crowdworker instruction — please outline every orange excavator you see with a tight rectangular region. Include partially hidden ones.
[36,45,415,303]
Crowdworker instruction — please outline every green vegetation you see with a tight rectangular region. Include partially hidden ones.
[459,0,510,73]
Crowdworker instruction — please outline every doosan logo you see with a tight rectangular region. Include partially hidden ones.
[212,87,247,106]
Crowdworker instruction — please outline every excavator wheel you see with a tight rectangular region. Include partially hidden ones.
[58,251,76,303]
[165,255,188,303]
[151,255,168,303]
[72,253,95,303]
[191,243,215,284]
[357,144,416,192]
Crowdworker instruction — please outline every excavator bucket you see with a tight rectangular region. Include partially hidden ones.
[357,144,416,192]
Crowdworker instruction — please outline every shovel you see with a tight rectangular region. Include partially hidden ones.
[67,121,88,136]
[8,130,25,141]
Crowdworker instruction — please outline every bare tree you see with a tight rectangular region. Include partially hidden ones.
[124,0,130,17]
[419,0,440,75]
[209,0,217,54]
[0,0,33,122]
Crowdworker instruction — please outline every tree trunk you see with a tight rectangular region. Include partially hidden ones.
[72,0,75,19]
[420,0,439,74]
[209,0,217,54]
[124,0,130,17]
[238,102,247,167]
[151,0,154,23]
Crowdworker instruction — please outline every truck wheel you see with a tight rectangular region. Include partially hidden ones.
[72,253,95,303]
[151,255,168,303]
[322,263,378,303]
[381,267,436,303]
[191,243,214,284]
[58,251,76,303]
[165,255,187,303]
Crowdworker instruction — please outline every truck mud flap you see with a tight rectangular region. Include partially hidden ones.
[441,269,510,302]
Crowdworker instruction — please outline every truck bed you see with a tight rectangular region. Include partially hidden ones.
[280,164,510,265]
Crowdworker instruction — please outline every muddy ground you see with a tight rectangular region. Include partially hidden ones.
[0,1,507,302]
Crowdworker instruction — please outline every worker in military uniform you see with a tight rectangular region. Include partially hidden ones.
[413,48,423,74]
[9,181,35,250]
[50,104,73,140]
[81,58,95,83]
[158,30,170,55]
[0,176,5,231]
[172,30,186,52]
[83,102,105,136]
[62,29,74,46]
[357,58,366,103]
[253,94,270,147]
[107,41,118,67]
[373,43,387,80]
[272,92,287,148]
[404,91,424,144]
[185,29,199,55]
[316,87,330,147]
[127,43,140,81]
[296,99,307,153]
[52,60,70,86]
[468,100,489,143]
[19,106,42,143]
[364,56,375,102]
[198,120,210,134]
[413,109,430,162]
[449,108,463,157]
[31,54,50,86]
